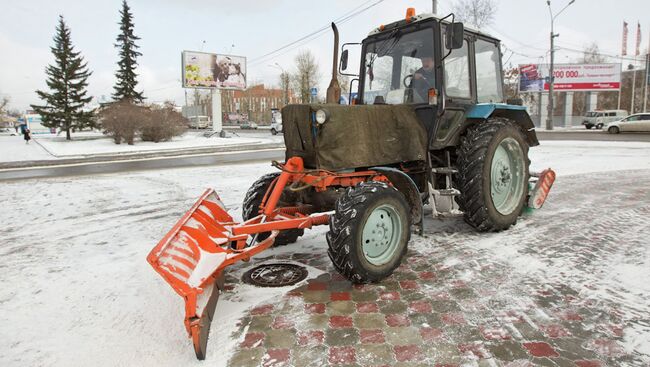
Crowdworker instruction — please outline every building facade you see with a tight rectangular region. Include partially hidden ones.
[221,84,299,124]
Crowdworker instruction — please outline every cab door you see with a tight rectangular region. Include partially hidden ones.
[434,36,473,147]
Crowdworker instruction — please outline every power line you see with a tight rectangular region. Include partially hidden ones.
[555,43,645,62]
[249,0,378,63]
[248,0,385,67]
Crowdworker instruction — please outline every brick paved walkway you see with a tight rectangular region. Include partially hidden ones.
[220,170,650,366]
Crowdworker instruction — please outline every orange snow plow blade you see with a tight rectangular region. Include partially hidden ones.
[147,157,371,359]
[146,189,279,359]
[528,168,556,209]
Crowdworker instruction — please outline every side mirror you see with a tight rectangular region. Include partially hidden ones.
[445,22,464,50]
[340,49,349,71]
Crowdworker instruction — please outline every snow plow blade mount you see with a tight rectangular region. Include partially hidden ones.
[146,189,279,360]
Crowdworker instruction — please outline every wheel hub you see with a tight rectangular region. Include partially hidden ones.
[490,137,525,215]
[361,204,402,266]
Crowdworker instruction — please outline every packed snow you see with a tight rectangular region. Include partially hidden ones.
[0,136,55,162]
[35,131,283,158]
[0,140,649,366]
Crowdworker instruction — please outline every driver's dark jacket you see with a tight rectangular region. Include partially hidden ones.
[412,67,435,102]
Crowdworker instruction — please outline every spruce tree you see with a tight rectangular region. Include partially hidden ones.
[113,0,144,103]
[31,16,94,141]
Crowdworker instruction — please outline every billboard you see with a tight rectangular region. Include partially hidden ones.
[518,63,621,92]
[182,51,246,90]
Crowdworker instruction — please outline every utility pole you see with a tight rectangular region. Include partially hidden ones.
[546,0,575,130]
[548,26,558,130]
[432,0,437,14]
[270,63,289,106]
[631,57,637,114]
[643,49,650,113]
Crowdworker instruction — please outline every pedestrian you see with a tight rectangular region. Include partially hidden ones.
[24,129,31,144]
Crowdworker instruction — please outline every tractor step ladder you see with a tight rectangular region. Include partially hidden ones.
[429,151,460,217]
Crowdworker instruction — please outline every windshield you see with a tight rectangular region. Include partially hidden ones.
[585,112,597,117]
[362,28,435,105]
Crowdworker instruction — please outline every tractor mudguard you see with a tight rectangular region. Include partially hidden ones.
[466,103,540,146]
[369,166,423,227]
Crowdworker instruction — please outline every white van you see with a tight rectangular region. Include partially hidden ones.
[189,115,211,129]
[582,110,627,130]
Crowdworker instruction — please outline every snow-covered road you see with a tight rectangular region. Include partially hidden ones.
[0,140,649,366]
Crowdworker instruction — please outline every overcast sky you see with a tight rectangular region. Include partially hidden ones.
[1,0,648,110]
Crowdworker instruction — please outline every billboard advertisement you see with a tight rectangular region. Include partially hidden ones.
[518,63,621,92]
[182,51,246,90]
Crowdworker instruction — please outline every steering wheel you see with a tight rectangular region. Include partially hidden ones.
[403,74,414,88]
[405,73,433,89]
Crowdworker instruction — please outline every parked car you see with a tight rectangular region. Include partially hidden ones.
[582,110,627,130]
[605,113,650,133]
[240,121,258,130]
[189,115,211,129]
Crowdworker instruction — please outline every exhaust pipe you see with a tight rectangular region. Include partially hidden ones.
[326,22,341,104]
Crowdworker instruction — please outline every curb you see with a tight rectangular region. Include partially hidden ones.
[0,142,285,170]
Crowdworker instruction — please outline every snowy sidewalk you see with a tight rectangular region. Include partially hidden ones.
[0,131,284,168]
[0,135,56,162]
[35,131,282,158]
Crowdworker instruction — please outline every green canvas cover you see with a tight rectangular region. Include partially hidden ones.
[282,104,427,171]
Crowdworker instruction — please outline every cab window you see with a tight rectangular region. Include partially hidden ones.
[475,39,503,103]
[362,28,435,105]
[444,39,471,98]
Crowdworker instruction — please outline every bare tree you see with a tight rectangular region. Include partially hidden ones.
[0,96,9,115]
[292,50,320,103]
[581,42,607,63]
[573,43,612,114]
[279,71,291,105]
[451,0,497,29]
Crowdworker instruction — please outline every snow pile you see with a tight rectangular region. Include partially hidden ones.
[35,131,282,158]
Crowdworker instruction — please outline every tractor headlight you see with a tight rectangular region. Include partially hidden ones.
[315,109,330,124]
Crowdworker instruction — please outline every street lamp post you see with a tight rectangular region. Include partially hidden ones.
[269,63,289,105]
[546,0,575,131]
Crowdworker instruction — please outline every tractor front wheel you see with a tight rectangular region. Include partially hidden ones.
[457,118,530,232]
[327,181,410,283]
[242,172,304,246]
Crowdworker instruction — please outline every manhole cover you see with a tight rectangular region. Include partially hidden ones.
[242,263,308,287]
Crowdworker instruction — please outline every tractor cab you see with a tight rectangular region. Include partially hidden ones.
[352,12,504,106]
[341,10,515,149]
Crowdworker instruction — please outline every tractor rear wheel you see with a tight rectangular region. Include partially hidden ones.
[242,172,304,246]
[457,118,530,232]
[326,181,410,283]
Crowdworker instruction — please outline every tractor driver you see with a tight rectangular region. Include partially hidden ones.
[411,56,435,103]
